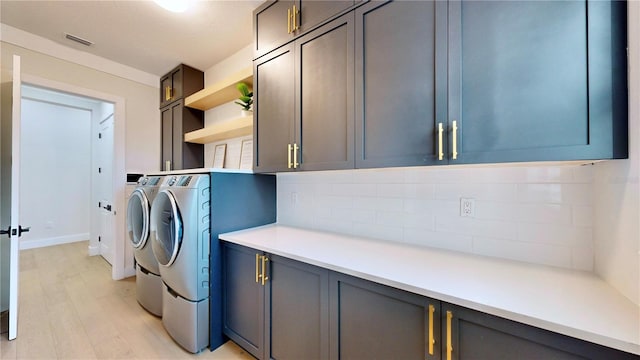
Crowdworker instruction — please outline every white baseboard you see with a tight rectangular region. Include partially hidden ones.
[88,244,100,256]
[20,233,90,250]
[123,267,136,278]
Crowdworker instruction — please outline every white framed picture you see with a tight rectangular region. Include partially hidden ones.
[239,139,253,170]
[213,144,227,168]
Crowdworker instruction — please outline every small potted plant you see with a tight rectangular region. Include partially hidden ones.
[235,82,253,116]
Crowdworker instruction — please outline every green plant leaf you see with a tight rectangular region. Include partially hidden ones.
[236,82,250,96]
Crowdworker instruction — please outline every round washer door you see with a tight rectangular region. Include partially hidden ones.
[127,189,149,249]
[151,190,182,267]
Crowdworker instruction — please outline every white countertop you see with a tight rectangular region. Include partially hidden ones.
[219,224,640,355]
[145,168,253,176]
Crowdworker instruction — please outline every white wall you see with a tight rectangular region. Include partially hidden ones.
[20,96,91,248]
[202,44,253,169]
[1,26,158,279]
[0,32,159,174]
[592,1,640,306]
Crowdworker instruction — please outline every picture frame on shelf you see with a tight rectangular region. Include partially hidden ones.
[239,139,253,170]
[213,144,227,168]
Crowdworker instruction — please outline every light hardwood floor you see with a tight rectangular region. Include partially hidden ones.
[0,241,255,360]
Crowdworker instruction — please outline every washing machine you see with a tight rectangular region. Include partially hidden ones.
[126,175,163,316]
[150,174,210,353]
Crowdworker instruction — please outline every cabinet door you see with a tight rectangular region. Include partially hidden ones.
[171,102,183,170]
[442,303,638,360]
[298,0,354,34]
[160,74,173,108]
[296,13,354,171]
[355,0,447,168]
[266,255,329,360]
[159,67,182,108]
[330,273,441,360]
[448,0,628,164]
[171,67,183,103]
[254,0,295,58]
[222,243,265,360]
[254,44,296,173]
[160,106,173,170]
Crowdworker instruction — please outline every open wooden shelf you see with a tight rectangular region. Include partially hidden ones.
[184,115,253,144]
[184,67,253,111]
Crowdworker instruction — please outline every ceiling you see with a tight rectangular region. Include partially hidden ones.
[0,0,262,76]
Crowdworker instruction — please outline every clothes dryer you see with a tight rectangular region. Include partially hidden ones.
[126,175,163,316]
[150,174,210,353]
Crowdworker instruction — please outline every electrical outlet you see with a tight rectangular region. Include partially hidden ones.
[460,198,475,217]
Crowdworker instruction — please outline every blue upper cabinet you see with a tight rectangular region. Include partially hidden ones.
[253,0,628,172]
[355,0,447,168]
[447,0,628,164]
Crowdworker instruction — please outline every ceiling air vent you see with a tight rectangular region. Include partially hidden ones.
[64,33,93,47]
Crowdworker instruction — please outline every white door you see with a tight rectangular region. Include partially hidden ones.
[1,55,27,340]
[97,115,114,264]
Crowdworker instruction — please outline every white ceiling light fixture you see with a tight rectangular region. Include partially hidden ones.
[154,0,194,13]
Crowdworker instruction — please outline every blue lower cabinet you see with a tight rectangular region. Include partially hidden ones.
[329,272,441,360]
[222,242,329,360]
[222,244,637,359]
[442,303,638,360]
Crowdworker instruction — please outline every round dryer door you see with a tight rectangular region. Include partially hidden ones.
[151,190,182,267]
[127,189,149,249]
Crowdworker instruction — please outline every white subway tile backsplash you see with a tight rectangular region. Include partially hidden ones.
[404,228,473,253]
[352,223,402,242]
[517,223,576,245]
[517,184,563,203]
[353,167,405,183]
[572,164,595,183]
[474,201,518,221]
[404,199,458,216]
[571,243,594,271]
[436,217,518,240]
[277,163,594,271]
[572,205,593,227]
[473,237,573,268]
[331,183,376,197]
[435,183,517,201]
[516,204,572,225]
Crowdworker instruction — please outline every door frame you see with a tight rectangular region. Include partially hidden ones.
[21,73,129,280]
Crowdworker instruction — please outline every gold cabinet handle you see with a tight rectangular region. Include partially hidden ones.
[446,310,453,360]
[287,144,293,168]
[293,143,299,168]
[287,7,292,34]
[165,86,170,101]
[428,304,435,355]
[452,120,458,160]
[255,253,260,283]
[438,123,444,161]
[292,5,298,31]
[429,305,436,355]
[261,256,269,285]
